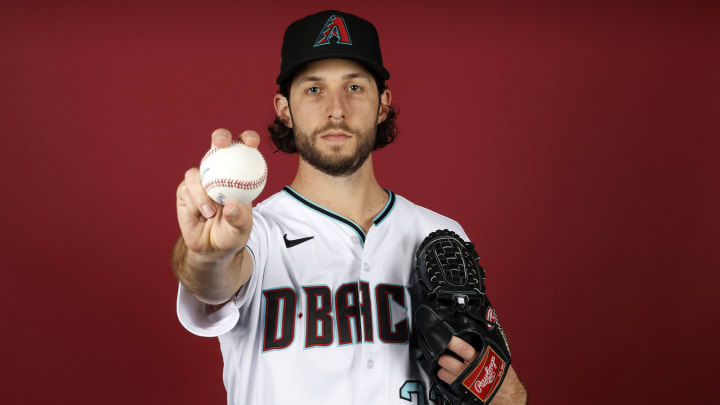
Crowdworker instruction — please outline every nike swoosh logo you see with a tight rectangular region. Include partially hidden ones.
[283,234,314,248]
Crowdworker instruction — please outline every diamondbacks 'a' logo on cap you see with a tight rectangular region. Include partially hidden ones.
[314,15,352,47]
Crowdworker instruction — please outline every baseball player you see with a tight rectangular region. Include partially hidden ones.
[172,10,527,405]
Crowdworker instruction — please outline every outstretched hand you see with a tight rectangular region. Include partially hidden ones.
[176,129,260,257]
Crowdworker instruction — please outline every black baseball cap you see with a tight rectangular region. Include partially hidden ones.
[276,10,391,85]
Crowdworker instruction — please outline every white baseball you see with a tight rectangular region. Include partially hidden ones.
[199,141,268,205]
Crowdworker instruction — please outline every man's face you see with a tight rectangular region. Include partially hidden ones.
[280,58,386,176]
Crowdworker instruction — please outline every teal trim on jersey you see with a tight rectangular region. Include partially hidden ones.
[282,186,397,244]
[372,190,396,226]
[245,245,256,263]
[232,246,256,301]
[283,186,367,245]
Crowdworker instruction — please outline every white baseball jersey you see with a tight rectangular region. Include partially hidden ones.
[177,186,469,405]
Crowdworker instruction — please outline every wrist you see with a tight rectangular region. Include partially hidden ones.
[185,245,245,271]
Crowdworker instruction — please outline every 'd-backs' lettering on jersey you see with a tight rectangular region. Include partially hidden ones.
[261,281,408,350]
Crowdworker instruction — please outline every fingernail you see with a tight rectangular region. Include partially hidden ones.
[226,205,239,219]
[201,204,215,218]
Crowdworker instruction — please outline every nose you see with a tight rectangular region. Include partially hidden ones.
[328,90,346,121]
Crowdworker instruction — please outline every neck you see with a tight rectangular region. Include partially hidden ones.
[290,155,387,232]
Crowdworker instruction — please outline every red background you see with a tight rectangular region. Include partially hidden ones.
[2,1,718,403]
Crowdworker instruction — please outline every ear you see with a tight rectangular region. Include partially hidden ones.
[273,93,293,128]
[377,88,392,124]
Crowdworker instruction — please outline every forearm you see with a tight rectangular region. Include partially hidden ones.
[491,365,528,404]
[171,235,251,305]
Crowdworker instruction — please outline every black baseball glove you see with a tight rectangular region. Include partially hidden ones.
[412,229,511,405]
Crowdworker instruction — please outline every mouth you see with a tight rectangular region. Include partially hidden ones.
[320,131,352,141]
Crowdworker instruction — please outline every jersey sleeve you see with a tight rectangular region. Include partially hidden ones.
[413,203,471,242]
[175,210,270,337]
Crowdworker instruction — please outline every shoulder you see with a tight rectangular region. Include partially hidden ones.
[251,189,302,221]
[245,190,299,238]
[392,193,462,226]
[249,187,328,236]
[253,189,289,212]
[389,193,469,241]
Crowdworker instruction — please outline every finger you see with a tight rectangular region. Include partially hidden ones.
[176,179,188,205]
[176,181,199,215]
[210,201,253,252]
[177,182,206,248]
[239,130,260,148]
[184,168,217,219]
[221,201,252,231]
[437,353,467,378]
[448,336,477,363]
[437,368,457,385]
[211,128,232,148]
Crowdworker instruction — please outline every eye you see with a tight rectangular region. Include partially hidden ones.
[306,86,320,94]
[348,84,362,92]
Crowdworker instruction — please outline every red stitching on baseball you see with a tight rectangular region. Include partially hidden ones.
[201,140,242,164]
[204,168,268,191]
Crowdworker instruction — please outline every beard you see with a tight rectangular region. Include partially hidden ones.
[293,120,377,177]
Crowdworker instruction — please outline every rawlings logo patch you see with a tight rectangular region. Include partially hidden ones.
[314,15,352,46]
[462,347,506,402]
[485,307,497,330]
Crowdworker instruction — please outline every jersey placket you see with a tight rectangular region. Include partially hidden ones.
[282,186,399,404]
[357,225,377,405]
[355,191,398,405]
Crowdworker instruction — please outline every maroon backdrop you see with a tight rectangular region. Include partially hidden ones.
[2,1,718,403]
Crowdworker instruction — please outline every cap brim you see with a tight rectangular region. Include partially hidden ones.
[276,54,391,85]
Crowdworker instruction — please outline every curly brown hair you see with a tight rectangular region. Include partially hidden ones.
[268,74,398,153]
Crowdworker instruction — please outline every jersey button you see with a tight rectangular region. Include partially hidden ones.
[363,263,370,272]
[367,359,374,369]
[351,235,360,244]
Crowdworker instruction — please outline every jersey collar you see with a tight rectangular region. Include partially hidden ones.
[282,186,396,245]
